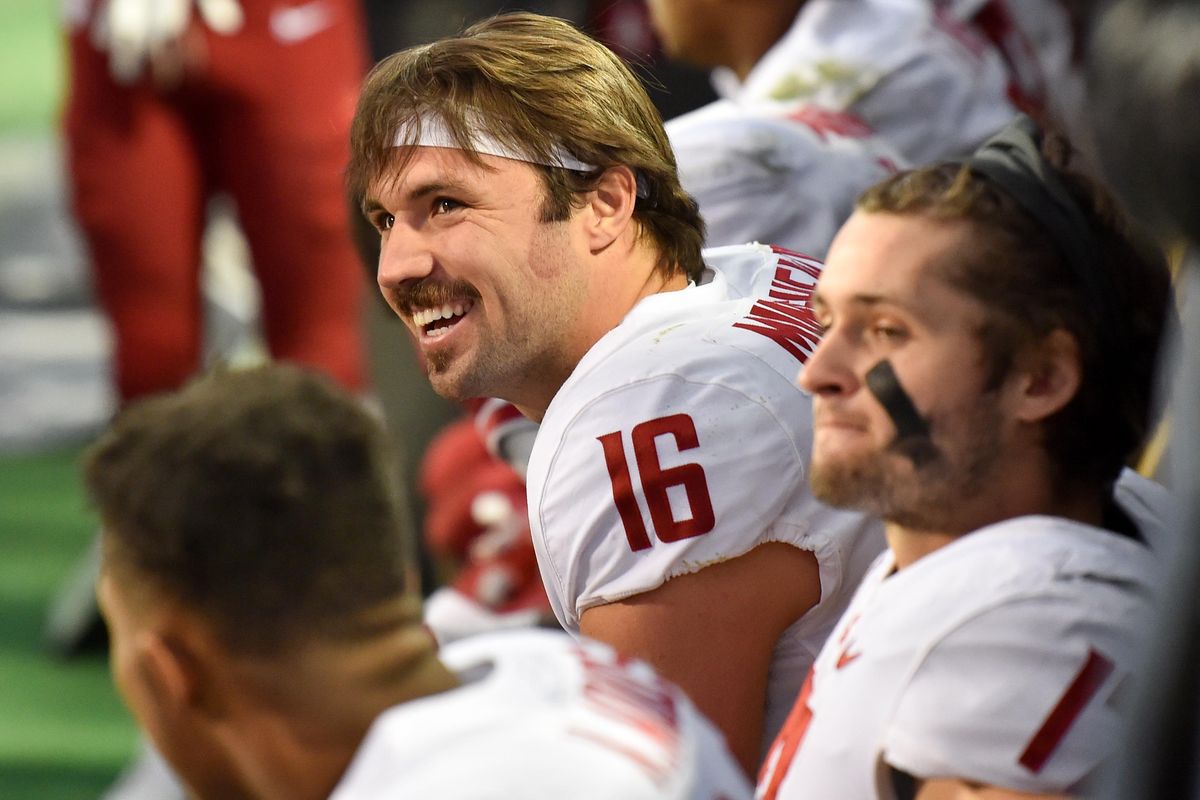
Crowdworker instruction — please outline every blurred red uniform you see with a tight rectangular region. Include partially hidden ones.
[64,0,369,399]
[419,416,552,645]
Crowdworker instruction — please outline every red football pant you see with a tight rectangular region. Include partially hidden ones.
[64,0,370,401]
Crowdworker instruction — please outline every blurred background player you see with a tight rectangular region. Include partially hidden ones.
[757,119,1174,799]
[651,0,1084,253]
[417,414,555,644]
[85,363,753,800]
[46,0,372,655]
[351,12,883,773]
[63,0,368,401]
[1074,1,1200,795]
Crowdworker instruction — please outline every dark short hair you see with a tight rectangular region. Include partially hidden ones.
[84,364,408,655]
[857,136,1171,491]
[348,12,706,282]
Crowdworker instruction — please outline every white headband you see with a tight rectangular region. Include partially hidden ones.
[392,114,596,172]
[392,113,651,200]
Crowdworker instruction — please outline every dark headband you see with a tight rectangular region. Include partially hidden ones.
[963,116,1114,332]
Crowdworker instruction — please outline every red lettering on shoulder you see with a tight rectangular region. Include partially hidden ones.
[769,246,822,278]
[766,267,814,305]
[735,248,824,362]
[734,300,823,364]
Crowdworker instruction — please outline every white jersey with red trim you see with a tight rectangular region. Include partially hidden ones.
[329,629,752,800]
[757,471,1169,799]
[667,0,1080,253]
[666,101,903,255]
[707,0,1077,164]
[526,243,885,746]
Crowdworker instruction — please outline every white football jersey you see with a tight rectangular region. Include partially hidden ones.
[667,101,902,255]
[527,243,885,746]
[667,0,1080,253]
[329,629,752,800]
[757,472,1170,799]
[709,0,1074,164]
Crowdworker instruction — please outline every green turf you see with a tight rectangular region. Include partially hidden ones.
[0,3,127,788]
[0,449,137,798]
[0,0,64,135]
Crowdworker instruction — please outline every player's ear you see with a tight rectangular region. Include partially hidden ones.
[1010,328,1082,423]
[135,613,221,720]
[137,630,200,712]
[583,165,638,252]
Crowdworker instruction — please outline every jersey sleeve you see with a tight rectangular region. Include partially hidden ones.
[532,362,841,629]
[882,594,1136,792]
[667,100,897,256]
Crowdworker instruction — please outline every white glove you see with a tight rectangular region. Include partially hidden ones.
[91,0,244,84]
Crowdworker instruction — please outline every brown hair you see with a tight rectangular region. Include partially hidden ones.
[348,12,706,281]
[83,365,409,655]
[857,138,1171,491]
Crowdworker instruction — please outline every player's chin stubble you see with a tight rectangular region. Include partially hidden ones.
[425,336,513,403]
[424,349,473,402]
[810,452,902,519]
[810,401,1004,531]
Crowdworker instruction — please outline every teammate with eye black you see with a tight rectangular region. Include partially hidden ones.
[757,118,1175,800]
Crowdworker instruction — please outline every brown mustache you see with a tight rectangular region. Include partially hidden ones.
[813,405,870,431]
[393,279,481,316]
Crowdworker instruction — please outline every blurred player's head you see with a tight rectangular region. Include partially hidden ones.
[349,12,704,414]
[349,12,704,283]
[85,364,436,799]
[801,119,1170,531]
[1086,0,1200,246]
[645,0,806,77]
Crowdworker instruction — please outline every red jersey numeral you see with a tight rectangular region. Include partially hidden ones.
[757,668,816,800]
[597,413,716,552]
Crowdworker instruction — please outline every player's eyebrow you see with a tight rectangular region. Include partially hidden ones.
[813,291,923,315]
[403,180,466,203]
[361,178,473,217]
[848,293,900,308]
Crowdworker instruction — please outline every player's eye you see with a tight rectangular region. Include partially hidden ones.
[370,211,395,233]
[432,197,464,216]
[870,322,907,342]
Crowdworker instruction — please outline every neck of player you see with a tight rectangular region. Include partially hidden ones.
[885,451,1108,571]
[721,0,807,81]
[217,597,460,799]
[517,255,691,423]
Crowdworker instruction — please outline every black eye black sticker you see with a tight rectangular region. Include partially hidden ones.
[865,360,939,467]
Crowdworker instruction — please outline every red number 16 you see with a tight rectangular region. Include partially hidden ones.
[597,413,716,552]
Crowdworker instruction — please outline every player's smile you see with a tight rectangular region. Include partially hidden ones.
[391,274,484,351]
[411,297,476,342]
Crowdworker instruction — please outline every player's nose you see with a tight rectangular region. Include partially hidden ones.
[377,225,435,291]
[798,329,858,397]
